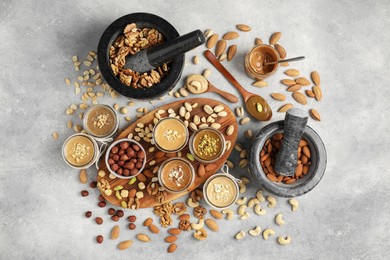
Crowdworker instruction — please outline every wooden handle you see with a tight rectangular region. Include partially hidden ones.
[204,50,250,99]
[207,82,239,103]
[274,108,308,176]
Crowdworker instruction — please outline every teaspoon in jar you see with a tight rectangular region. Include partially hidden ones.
[186,74,238,103]
[264,56,305,66]
[204,50,272,121]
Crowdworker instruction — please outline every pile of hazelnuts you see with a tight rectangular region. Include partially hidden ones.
[107,141,145,176]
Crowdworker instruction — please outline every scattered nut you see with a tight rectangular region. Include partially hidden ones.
[289,198,299,212]
[191,219,205,230]
[267,196,277,208]
[275,213,284,226]
[248,226,262,237]
[263,229,275,240]
[235,231,246,240]
[254,204,266,216]
[222,209,234,220]
[277,235,292,245]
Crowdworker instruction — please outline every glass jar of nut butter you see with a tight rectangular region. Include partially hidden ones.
[83,104,119,140]
[245,44,280,80]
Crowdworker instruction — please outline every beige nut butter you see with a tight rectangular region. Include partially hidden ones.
[85,105,117,138]
[206,175,238,208]
[153,118,188,152]
[63,135,95,167]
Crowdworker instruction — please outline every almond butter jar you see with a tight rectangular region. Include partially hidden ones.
[83,104,119,140]
[62,133,99,169]
[245,44,280,80]
[158,157,195,193]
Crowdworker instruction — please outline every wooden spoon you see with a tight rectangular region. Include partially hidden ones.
[206,80,238,103]
[204,50,272,121]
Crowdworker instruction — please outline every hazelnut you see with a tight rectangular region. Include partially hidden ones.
[111,146,119,154]
[123,169,130,176]
[98,195,105,202]
[108,208,115,215]
[130,168,139,176]
[89,181,97,189]
[85,211,92,218]
[95,217,103,225]
[81,190,89,197]
[108,159,115,165]
[135,162,143,169]
[117,168,123,175]
[116,210,124,218]
[111,164,119,171]
[111,215,119,222]
[117,160,124,166]
[128,223,136,230]
[113,154,120,161]
[120,154,129,161]
[132,144,140,151]
[128,215,137,222]
[96,235,103,244]
[137,151,145,159]
[124,162,134,169]
[98,201,106,208]
[120,141,130,150]
[126,148,135,157]
[118,149,125,155]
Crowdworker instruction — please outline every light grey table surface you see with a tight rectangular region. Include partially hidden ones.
[1,0,389,259]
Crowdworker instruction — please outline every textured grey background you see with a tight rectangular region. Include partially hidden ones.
[1,0,389,259]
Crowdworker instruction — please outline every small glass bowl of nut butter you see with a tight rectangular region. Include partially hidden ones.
[189,127,226,164]
[62,133,99,169]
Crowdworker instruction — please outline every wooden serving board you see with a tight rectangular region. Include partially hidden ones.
[97,98,238,208]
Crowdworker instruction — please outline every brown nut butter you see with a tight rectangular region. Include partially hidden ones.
[245,44,279,80]
[159,158,194,192]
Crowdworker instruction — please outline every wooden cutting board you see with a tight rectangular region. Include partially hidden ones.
[97,98,238,208]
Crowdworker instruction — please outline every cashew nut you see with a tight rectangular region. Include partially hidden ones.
[240,176,250,185]
[289,198,299,212]
[237,205,247,216]
[254,204,267,215]
[191,219,205,230]
[235,231,245,240]
[240,212,250,220]
[248,226,261,236]
[236,197,248,205]
[256,189,265,202]
[238,182,246,193]
[275,213,284,226]
[222,209,234,220]
[267,196,277,208]
[262,229,275,240]
[187,197,199,208]
[277,235,292,245]
[193,228,208,240]
[247,198,260,208]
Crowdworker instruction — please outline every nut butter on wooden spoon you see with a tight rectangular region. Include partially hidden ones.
[204,50,272,121]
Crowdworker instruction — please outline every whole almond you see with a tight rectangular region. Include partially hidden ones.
[168,228,181,235]
[198,164,205,178]
[136,233,150,242]
[305,89,315,98]
[165,235,177,243]
[310,109,321,121]
[270,32,281,45]
[292,92,308,105]
[286,84,302,92]
[271,93,286,101]
[167,243,177,253]
[280,62,289,67]
[236,24,251,32]
[209,210,223,219]
[227,45,237,61]
[223,31,239,40]
[278,103,294,113]
[284,69,300,77]
[255,37,263,45]
[79,169,87,184]
[281,79,296,86]
[117,240,133,250]
[205,219,219,231]
[179,214,190,221]
[143,218,153,226]
[206,34,218,49]
[111,225,120,240]
[313,86,322,101]
[205,163,217,172]
[311,71,321,85]
[215,40,227,57]
[295,77,311,86]
[274,44,286,59]
[149,224,160,234]
[252,80,268,88]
